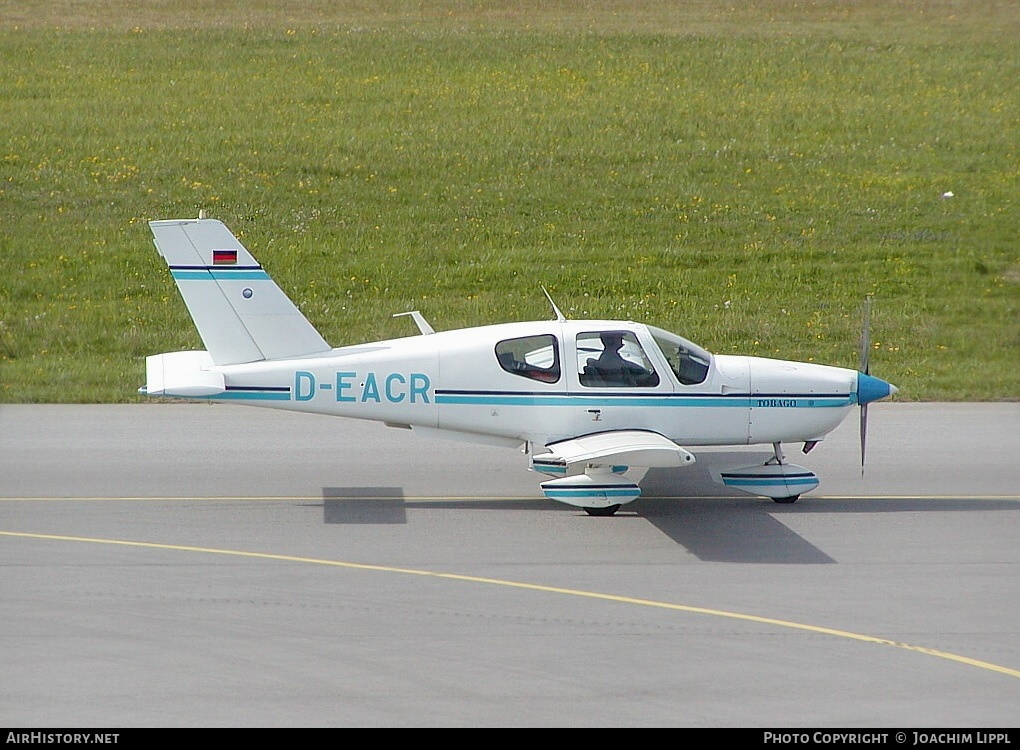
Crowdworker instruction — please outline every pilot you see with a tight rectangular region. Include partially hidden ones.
[587,332,648,386]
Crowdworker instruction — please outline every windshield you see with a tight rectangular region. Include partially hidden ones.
[648,326,712,385]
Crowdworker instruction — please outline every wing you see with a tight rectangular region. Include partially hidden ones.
[533,430,696,473]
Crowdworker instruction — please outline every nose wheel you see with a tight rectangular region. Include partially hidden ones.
[717,442,820,501]
[769,444,801,503]
[583,504,621,517]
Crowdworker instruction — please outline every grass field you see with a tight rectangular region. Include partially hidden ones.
[1,1,1017,402]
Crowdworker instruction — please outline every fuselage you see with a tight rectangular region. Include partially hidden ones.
[148,319,874,449]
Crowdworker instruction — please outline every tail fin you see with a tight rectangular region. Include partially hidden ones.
[150,218,331,365]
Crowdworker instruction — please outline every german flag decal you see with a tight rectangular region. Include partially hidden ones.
[212,249,238,265]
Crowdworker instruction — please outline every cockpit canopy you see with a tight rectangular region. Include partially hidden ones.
[493,324,711,387]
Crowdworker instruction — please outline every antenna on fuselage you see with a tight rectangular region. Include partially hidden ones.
[542,287,566,322]
[393,310,436,335]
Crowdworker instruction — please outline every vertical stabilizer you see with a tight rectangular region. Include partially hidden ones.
[150,218,331,365]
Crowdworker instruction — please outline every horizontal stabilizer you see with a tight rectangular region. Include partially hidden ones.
[150,218,331,365]
[543,430,696,469]
[144,351,224,398]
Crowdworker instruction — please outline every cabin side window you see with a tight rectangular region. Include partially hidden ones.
[577,331,660,387]
[495,335,560,383]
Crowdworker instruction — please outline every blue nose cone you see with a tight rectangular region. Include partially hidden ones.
[857,373,898,405]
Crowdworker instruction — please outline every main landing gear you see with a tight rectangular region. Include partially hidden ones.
[541,467,639,518]
[772,495,800,504]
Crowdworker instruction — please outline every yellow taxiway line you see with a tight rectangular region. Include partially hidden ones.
[2,528,1017,680]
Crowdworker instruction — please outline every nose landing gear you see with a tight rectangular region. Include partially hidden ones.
[717,442,820,502]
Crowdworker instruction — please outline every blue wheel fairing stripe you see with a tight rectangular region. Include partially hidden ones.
[721,472,816,479]
[544,488,640,498]
[721,477,820,487]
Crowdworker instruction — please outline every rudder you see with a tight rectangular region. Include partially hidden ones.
[150,218,331,365]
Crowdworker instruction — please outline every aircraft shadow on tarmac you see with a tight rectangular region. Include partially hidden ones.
[317,487,831,564]
[317,451,1017,565]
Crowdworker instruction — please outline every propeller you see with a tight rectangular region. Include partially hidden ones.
[856,296,898,476]
[859,297,872,476]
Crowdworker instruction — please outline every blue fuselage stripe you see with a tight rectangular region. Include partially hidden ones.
[179,390,291,401]
[218,391,291,401]
[435,392,851,408]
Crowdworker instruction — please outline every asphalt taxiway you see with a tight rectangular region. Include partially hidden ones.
[1,403,1017,727]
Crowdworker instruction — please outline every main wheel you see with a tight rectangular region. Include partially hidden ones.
[772,495,800,504]
[584,504,621,517]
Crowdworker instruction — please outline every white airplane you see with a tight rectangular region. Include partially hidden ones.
[141,217,898,516]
